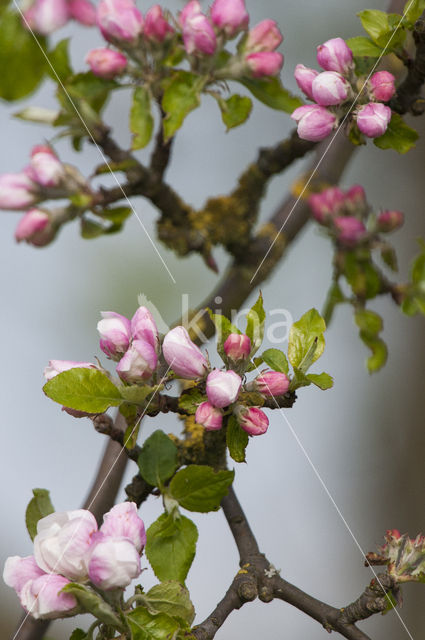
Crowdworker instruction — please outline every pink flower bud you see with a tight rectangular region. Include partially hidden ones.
[29,145,65,187]
[246,51,283,77]
[0,173,37,210]
[116,339,157,383]
[223,333,251,361]
[291,105,336,142]
[246,19,282,52]
[97,0,144,43]
[19,574,77,619]
[210,0,249,37]
[235,405,269,436]
[345,185,366,212]
[317,37,353,75]
[68,0,97,26]
[43,360,98,381]
[3,556,45,596]
[15,209,54,247]
[34,510,98,580]
[311,71,349,106]
[195,401,223,431]
[206,369,242,408]
[356,102,392,138]
[100,502,146,552]
[250,371,290,396]
[144,5,174,41]
[23,0,69,35]
[334,216,366,246]
[182,11,217,55]
[131,306,159,352]
[162,326,208,379]
[308,187,345,223]
[87,534,141,590]
[369,71,396,102]
[97,311,131,360]
[180,0,201,25]
[376,210,404,232]
[86,48,127,78]
[294,64,319,100]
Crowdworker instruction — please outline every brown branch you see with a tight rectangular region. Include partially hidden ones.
[390,15,425,116]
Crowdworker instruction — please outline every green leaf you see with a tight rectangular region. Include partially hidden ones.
[179,387,206,415]
[207,308,240,361]
[120,384,158,405]
[146,513,198,583]
[359,333,388,373]
[69,630,87,640]
[289,367,312,391]
[245,292,266,355]
[81,218,105,239]
[306,372,334,390]
[404,0,425,25]
[130,87,154,150]
[61,583,122,627]
[0,10,47,101]
[358,10,390,43]
[145,582,195,625]
[345,36,383,57]
[169,466,234,512]
[25,489,54,541]
[138,430,179,487]
[239,77,303,112]
[43,368,122,413]
[343,252,381,299]
[218,94,252,130]
[380,244,398,271]
[260,348,289,374]
[226,415,248,463]
[162,71,203,140]
[354,309,383,335]
[47,39,73,81]
[127,607,180,640]
[374,113,418,154]
[287,309,326,371]
[99,206,132,224]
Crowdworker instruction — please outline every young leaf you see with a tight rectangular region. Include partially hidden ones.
[178,387,206,414]
[130,87,154,150]
[239,77,303,112]
[145,581,195,625]
[345,36,383,57]
[146,513,198,583]
[287,309,326,371]
[260,348,289,374]
[169,466,234,512]
[374,113,418,154]
[245,292,266,355]
[43,368,123,413]
[80,218,105,239]
[358,9,390,44]
[25,489,54,541]
[306,372,334,390]
[226,415,249,463]
[138,430,179,487]
[61,583,122,627]
[120,384,157,405]
[127,607,180,640]
[359,333,388,373]
[404,0,425,25]
[69,630,87,640]
[218,94,253,130]
[162,71,202,140]
[354,309,383,335]
[100,206,132,224]
[47,39,73,81]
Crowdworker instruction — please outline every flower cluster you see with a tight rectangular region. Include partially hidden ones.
[0,145,88,246]
[24,0,96,35]
[3,502,145,619]
[291,37,395,142]
[308,184,403,248]
[367,529,425,584]
[80,0,284,80]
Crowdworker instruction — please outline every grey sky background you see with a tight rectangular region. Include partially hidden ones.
[1,1,425,638]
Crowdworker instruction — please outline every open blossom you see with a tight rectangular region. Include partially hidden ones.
[0,173,37,210]
[100,502,146,552]
[144,5,174,41]
[206,369,242,408]
[43,360,98,381]
[86,48,127,78]
[20,574,77,619]
[294,64,318,100]
[131,306,159,352]
[162,326,208,379]
[24,0,69,35]
[97,0,144,43]
[97,311,131,360]
[34,510,98,580]
[317,37,353,75]
[369,71,396,102]
[195,401,223,431]
[291,105,336,142]
[246,19,282,52]
[210,0,249,37]
[334,216,366,246]
[235,405,269,435]
[116,339,157,382]
[356,102,391,138]
[29,145,65,188]
[3,556,45,596]
[87,533,141,590]
[246,51,283,77]
[311,71,349,106]
[15,209,54,247]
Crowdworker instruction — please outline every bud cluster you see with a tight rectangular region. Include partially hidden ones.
[368,529,425,584]
[291,38,395,142]
[308,184,403,248]
[3,502,145,619]
[0,145,89,247]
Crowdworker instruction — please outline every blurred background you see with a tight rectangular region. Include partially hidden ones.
[1,0,424,638]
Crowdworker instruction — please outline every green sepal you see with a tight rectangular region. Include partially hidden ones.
[61,583,123,627]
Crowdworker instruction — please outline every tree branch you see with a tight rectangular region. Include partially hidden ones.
[390,15,425,116]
